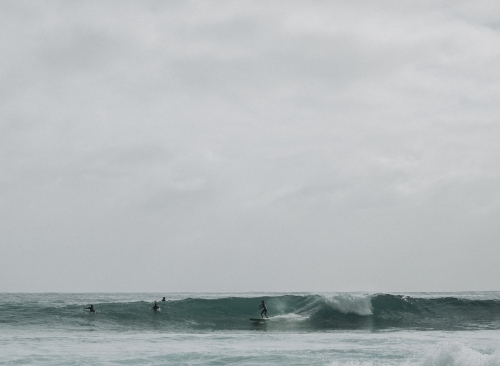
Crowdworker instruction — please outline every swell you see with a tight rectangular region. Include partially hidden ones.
[371,294,500,330]
[3,294,500,331]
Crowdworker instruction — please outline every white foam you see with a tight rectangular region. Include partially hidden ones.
[326,342,500,366]
[327,361,388,366]
[418,342,500,366]
[268,313,309,322]
[324,294,373,316]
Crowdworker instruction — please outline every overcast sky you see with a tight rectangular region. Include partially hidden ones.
[1,0,500,293]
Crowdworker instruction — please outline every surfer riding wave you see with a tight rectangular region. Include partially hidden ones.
[258,300,268,318]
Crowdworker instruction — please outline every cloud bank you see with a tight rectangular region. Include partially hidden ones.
[1,0,500,292]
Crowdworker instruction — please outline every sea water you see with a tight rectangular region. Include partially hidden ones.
[2,292,500,365]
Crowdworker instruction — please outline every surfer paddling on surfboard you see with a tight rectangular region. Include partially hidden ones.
[258,300,268,318]
[84,304,96,314]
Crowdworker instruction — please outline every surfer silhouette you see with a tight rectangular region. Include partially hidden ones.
[152,301,160,311]
[258,300,268,318]
[84,305,96,314]
[161,297,166,302]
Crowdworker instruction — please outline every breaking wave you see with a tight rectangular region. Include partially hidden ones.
[3,293,500,332]
[327,342,500,366]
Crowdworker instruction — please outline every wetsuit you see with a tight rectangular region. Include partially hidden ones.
[85,305,96,313]
[258,302,268,318]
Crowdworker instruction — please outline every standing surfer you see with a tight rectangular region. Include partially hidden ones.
[258,300,268,318]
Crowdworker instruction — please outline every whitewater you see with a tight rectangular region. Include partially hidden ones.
[2,292,500,365]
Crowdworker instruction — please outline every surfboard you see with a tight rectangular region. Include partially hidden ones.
[249,318,267,322]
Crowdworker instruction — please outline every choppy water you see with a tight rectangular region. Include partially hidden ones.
[2,292,500,365]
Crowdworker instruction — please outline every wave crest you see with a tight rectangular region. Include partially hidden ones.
[325,294,373,316]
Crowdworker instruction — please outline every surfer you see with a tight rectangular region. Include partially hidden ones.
[84,304,96,314]
[258,300,268,318]
[161,297,166,302]
[152,301,160,311]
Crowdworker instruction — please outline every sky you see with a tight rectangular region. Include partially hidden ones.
[1,0,500,293]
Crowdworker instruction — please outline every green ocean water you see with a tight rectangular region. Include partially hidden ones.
[2,292,500,365]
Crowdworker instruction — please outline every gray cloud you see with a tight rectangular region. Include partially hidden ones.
[1,0,500,292]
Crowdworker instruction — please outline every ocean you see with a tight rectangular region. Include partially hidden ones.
[2,292,500,365]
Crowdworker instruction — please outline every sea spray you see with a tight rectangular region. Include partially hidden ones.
[325,293,373,316]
